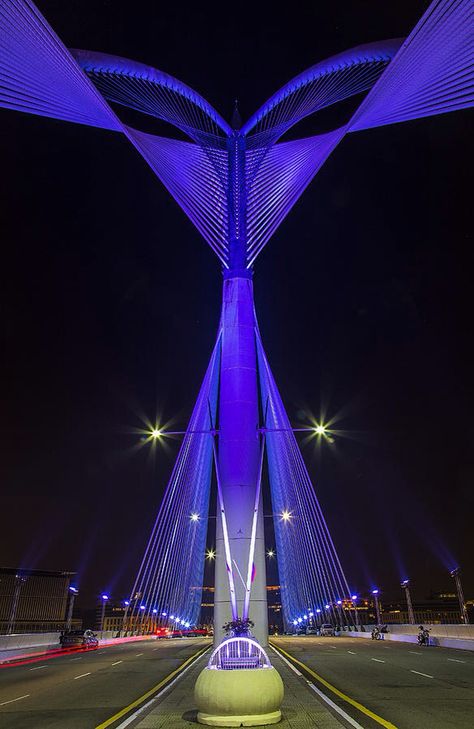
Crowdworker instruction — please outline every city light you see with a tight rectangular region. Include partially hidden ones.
[280,510,292,522]
[69,586,78,594]
[267,549,275,558]
[325,604,330,609]
[316,609,321,614]
[303,614,308,620]
[401,580,409,588]
[101,594,109,601]
[140,605,146,610]
[297,617,302,623]
[336,600,342,605]
[351,594,358,600]
[372,589,379,595]
[161,612,167,617]
[150,428,162,439]
[313,423,328,436]
[309,611,313,617]
[152,608,157,614]
[293,620,298,626]
[206,548,216,560]
[190,513,200,522]
[170,615,175,620]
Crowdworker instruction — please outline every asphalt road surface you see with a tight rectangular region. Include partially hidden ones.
[271,634,474,729]
[0,636,210,728]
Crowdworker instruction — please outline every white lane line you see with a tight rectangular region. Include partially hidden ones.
[328,646,337,650]
[347,651,357,655]
[114,647,210,729]
[70,657,82,661]
[135,653,144,657]
[74,672,91,680]
[411,670,433,679]
[409,651,422,655]
[112,660,123,666]
[152,648,159,651]
[29,665,48,671]
[0,694,30,707]
[448,658,466,664]
[371,658,385,663]
[269,646,363,729]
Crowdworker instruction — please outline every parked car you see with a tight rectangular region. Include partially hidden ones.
[319,623,335,637]
[306,627,318,635]
[60,629,99,650]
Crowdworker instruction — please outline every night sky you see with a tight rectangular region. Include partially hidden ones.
[1,0,472,609]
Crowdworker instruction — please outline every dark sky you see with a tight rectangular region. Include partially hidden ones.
[0,0,472,609]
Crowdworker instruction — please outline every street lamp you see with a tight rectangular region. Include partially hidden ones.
[190,512,200,523]
[401,579,415,625]
[351,594,360,629]
[206,548,216,560]
[66,586,79,632]
[372,589,381,625]
[266,549,275,558]
[100,594,109,632]
[280,510,292,522]
[450,568,469,624]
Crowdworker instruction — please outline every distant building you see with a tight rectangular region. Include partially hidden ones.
[0,567,77,634]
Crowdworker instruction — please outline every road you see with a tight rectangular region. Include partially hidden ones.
[271,634,474,729]
[0,636,210,728]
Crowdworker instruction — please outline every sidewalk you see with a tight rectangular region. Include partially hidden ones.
[132,650,345,728]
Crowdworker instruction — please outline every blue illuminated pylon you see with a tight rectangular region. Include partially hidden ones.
[0,0,472,642]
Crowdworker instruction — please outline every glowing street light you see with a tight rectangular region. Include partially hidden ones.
[450,567,469,624]
[372,589,381,625]
[400,579,415,625]
[206,548,216,560]
[190,513,200,523]
[100,593,109,632]
[280,510,292,522]
[266,549,275,558]
[67,586,78,631]
[313,423,328,436]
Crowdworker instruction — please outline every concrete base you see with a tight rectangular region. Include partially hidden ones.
[195,666,284,727]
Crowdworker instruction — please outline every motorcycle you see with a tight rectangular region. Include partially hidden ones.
[371,626,382,640]
[417,627,430,646]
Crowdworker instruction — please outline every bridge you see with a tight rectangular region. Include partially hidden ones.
[0,0,473,726]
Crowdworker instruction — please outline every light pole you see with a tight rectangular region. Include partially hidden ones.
[401,579,415,625]
[7,574,26,635]
[351,595,361,629]
[100,594,109,632]
[372,589,381,625]
[66,586,78,632]
[450,568,469,624]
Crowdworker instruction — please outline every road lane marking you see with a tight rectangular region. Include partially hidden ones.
[371,658,385,663]
[30,665,48,671]
[348,651,357,655]
[70,657,82,661]
[152,648,159,651]
[270,642,397,729]
[74,672,91,680]
[409,651,422,655]
[410,670,433,679]
[0,694,30,706]
[96,644,210,729]
[135,653,143,657]
[448,658,465,664]
[112,661,123,666]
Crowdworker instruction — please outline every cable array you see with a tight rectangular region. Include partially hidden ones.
[257,331,352,629]
[125,337,221,631]
[246,128,346,266]
[0,0,119,129]
[125,128,229,266]
[242,40,400,145]
[72,49,231,144]
[349,0,474,131]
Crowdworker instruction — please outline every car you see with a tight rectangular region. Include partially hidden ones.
[306,627,318,635]
[59,629,99,650]
[319,623,335,637]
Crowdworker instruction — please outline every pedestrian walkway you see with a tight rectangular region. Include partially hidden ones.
[132,649,345,728]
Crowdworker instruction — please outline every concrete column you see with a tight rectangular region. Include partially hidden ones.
[214,276,268,646]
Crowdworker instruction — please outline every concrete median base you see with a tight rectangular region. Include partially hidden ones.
[194,666,284,726]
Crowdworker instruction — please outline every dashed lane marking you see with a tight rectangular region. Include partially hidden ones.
[0,694,30,706]
[135,653,144,657]
[112,661,123,666]
[410,670,433,679]
[448,658,466,664]
[348,651,357,655]
[29,665,48,671]
[74,672,91,680]
[70,657,82,661]
[409,651,422,655]
[371,658,385,663]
